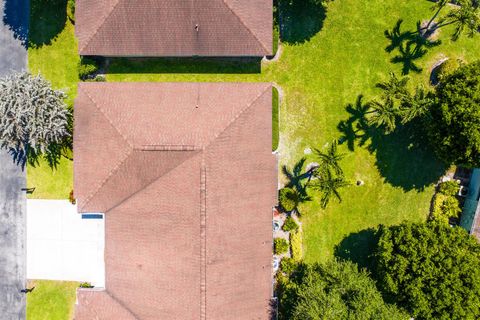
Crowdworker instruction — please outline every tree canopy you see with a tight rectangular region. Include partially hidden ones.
[0,72,71,167]
[375,222,480,320]
[278,260,407,320]
[426,60,480,167]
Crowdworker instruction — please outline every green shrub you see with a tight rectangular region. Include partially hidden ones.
[280,257,297,275]
[431,194,461,224]
[438,180,460,196]
[279,187,299,212]
[290,229,303,261]
[272,86,279,152]
[274,238,289,255]
[79,282,93,288]
[437,59,461,81]
[282,216,299,232]
[78,57,99,80]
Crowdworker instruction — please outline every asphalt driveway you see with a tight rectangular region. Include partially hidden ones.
[0,0,28,319]
[0,0,28,74]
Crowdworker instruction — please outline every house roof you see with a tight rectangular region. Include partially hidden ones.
[75,0,273,57]
[73,82,277,319]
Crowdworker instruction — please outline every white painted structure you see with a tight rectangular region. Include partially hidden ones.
[27,200,105,287]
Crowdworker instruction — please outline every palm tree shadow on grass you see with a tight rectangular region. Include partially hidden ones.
[337,95,446,191]
[282,157,312,198]
[384,19,441,75]
[277,0,327,44]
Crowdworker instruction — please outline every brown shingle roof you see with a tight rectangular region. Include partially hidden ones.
[75,0,273,57]
[73,82,276,319]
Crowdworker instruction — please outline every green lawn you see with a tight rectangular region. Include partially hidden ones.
[27,0,78,199]
[28,0,480,266]
[27,280,78,320]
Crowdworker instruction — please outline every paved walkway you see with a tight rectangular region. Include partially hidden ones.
[27,200,105,287]
[0,0,28,318]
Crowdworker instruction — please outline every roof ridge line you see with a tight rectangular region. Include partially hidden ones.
[205,84,271,150]
[78,0,122,53]
[81,87,133,148]
[221,0,269,54]
[105,150,202,214]
[80,148,133,212]
[105,291,141,320]
[79,88,134,211]
[199,159,207,320]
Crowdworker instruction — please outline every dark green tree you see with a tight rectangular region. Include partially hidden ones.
[375,222,480,320]
[277,260,407,320]
[426,60,480,167]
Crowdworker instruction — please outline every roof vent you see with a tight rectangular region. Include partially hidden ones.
[195,24,199,32]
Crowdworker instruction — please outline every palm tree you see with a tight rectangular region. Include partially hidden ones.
[375,72,410,100]
[313,140,345,175]
[400,85,433,124]
[367,97,399,134]
[423,0,450,33]
[440,0,480,40]
[311,168,350,209]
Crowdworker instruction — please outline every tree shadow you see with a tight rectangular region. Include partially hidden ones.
[282,157,314,198]
[337,95,372,151]
[385,19,441,75]
[334,228,379,272]
[106,57,262,75]
[370,122,446,191]
[337,95,446,191]
[277,0,327,44]
[29,0,67,48]
[2,0,29,46]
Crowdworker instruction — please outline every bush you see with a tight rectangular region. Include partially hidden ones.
[274,238,289,255]
[375,222,480,319]
[69,190,76,205]
[78,57,99,80]
[280,257,297,275]
[290,229,303,261]
[438,180,460,196]
[278,260,407,320]
[436,59,461,81]
[282,216,299,232]
[431,193,461,223]
[79,282,93,288]
[427,60,480,167]
[279,187,299,212]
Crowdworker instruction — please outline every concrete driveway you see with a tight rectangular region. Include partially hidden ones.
[27,200,105,287]
[0,0,28,318]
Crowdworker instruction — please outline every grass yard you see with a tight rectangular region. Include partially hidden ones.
[26,280,78,320]
[27,0,78,199]
[28,0,480,266]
